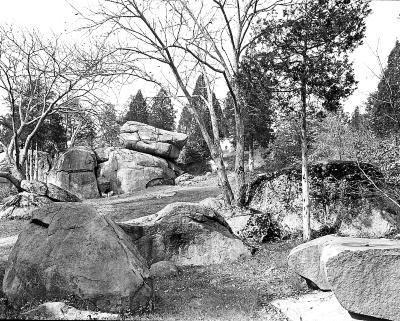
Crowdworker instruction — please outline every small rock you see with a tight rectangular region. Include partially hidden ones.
[20,180,48,196]
[272,291,360,321]
[150,261,179,278]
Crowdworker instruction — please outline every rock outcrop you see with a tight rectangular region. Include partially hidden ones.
[288,235,400,320]
[0,180,80,220]
[120,121,187,160]
[3,203,153,313]
[47,146,99,199]
[118,202,251,266]
[240,160,400,239]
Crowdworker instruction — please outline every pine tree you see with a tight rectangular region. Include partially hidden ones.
[255,0,370,240]
[366,41,400,136]
[148,88,176,130]
[177,75,224,163]
[123,89,149,124]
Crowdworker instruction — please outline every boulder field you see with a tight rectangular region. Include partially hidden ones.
[288,235,400,320]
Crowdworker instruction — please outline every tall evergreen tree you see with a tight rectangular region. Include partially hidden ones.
[255,0,370,240]
[123,89,149,123]
[224,58,275,171]
[366,41,400,136]
[148,88,176,130]
[178,75,225,163]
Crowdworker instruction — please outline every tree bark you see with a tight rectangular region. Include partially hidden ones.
[201,70,234,205]
[300,81,311,241]
[35,142,39,180]
[29,146,34,181]
[233,82,245,202]
[211,148,234,204]
[248,135,254,172]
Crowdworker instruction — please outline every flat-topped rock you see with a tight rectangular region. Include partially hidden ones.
[289,235,400,320]
[119,121,187,160]
[323,238,400,320]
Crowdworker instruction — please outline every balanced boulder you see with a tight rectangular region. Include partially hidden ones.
[98,148,175,194]
[288,235,400,320]
[118,202,251,266]
[3,203,153,312]
[47,146,99,199]
[120,121,187,160]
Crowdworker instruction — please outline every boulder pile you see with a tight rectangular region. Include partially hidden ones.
[44,121,187,198]
[288,235,400,320]
[95,122,187,195]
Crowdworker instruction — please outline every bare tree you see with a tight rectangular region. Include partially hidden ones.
[0,26,114,190]
[170,0,287,199]
[84,0,285,203]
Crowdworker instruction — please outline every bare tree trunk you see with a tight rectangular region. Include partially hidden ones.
[248,135,254,172]
[233,83,245,202]
[35,142,39,180]
[29,146,34,181]
[300,81,311,241]
[211,148,234,204]
[201,69,234,205]
[25,152,29,180]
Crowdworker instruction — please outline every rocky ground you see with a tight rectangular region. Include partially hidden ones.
[0,172,310,320]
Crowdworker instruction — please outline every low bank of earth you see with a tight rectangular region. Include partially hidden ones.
[0,175,309,320]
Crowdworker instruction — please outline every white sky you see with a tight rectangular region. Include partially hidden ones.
[0,0,399,115]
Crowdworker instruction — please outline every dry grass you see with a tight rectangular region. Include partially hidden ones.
[128,240,308,321]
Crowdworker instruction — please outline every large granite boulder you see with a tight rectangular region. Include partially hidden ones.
[118,202,252,266]
[98,148,176,195]
[322,238,400,320]
[288,235,400,320]
[47,146,100,199]
[3,203,153,312]
[240,160,399,239]
[119,121,187,160]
